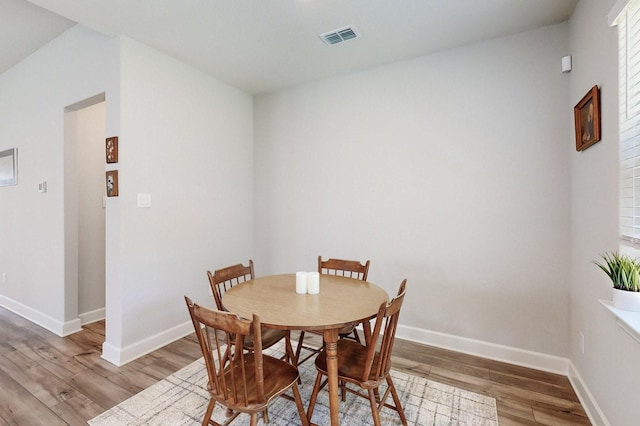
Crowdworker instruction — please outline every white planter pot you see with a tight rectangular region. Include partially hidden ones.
[612,288,640,312]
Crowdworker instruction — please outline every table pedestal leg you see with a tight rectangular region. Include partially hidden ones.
[323,328,340,426]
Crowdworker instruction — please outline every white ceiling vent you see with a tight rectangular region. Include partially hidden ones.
[319,26,359,46]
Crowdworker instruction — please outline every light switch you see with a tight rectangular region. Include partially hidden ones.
[137,193,151,208]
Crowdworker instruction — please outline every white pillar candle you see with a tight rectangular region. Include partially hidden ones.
[296,271,308,294]
[307,271,320,294]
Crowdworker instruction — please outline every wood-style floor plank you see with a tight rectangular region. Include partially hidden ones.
[67,369,135,410]
[0,368,68,426]
[0,350,78,408]
[497,397,536,422]
[49,393,105,426]
[0,306,590,425]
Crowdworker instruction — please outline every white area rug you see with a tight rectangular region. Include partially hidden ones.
[89,343,498,425]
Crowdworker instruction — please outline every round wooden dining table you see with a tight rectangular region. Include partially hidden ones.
[222,273,389,426]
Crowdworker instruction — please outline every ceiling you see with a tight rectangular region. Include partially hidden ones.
[2,0,579,95]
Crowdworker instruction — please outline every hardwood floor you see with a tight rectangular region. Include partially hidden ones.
[0,306,589,425]
[391,339,590,425]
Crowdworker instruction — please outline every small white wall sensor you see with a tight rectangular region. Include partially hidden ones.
[562,55,572,73]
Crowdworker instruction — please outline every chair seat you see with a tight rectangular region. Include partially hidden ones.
[314,339,381,385]
[216,353,299,409]
[338,323,357,335]
[307,323,356,337]
[244,327,288,351]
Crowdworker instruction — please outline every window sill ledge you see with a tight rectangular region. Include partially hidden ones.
[599,299,640,344]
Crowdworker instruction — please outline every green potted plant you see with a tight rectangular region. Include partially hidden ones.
[595,252,640,311]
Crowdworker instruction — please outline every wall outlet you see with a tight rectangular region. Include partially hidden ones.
[2,272,6,284]
[579,331,585,354]
[137,193,152,208]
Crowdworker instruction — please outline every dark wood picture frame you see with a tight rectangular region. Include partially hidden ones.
[106,136,118,163]
[106,170,119,197]
[574,85,601,151]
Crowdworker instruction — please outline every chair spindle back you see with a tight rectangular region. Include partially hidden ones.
[361,279,407,382]
[318,256,370,280]
[185,296,265,408]
[207,260,255,311]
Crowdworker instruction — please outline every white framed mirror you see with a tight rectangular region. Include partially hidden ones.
[0,148,17,186]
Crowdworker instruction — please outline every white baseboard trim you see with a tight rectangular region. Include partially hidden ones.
[62,318,82,336]
[79,307,105,325]
[101,320,194,367]
[396,324,570,375]
[568,361,610,426]
[101,341,123,366]
[0,295,82,337]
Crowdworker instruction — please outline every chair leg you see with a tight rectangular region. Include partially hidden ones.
[202,399,216,426]
[367,388,382,426]
[291,382,310,426]
[249,413,258,426]
[306,372,324,422]
[295,331,306,364]
[353,328,361,344]
[284,332,302,385]
[387,376,408,426]
[284,332,296,365]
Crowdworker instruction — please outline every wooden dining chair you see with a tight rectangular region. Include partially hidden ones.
[185,296,309,426]
[294,256,370,365]
[318,256,371,342]
[306,279,408,426]
[318,256,370,281]
[207,260,296,364]
[207,261,255,311]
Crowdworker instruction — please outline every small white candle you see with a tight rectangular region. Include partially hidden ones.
[307,271,320,294]
[296,271,308,294]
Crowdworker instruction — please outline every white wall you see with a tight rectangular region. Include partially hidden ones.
[102,37,254,363]
[568,0,640,424]
[0,27,253,364]
[0,25,118,334]
[255,24,572,358]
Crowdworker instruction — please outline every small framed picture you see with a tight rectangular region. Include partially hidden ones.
[106,136,118,163]
[106,170,119,197]
[574,85,601,151]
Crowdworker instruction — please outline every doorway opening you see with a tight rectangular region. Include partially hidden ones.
[64,94,106,348]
